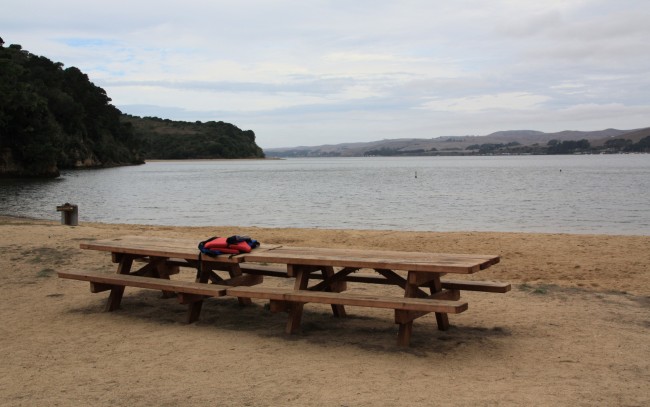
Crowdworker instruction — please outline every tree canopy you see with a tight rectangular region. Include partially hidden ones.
[122,116,265,160]
[0,41,264,177]
[0,42,145,177]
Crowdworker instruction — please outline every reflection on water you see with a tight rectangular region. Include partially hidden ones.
[1,155,649,235]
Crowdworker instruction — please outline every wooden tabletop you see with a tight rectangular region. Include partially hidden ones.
[80,235,278,263]
[81,235,499,274]
[244,246,499,274]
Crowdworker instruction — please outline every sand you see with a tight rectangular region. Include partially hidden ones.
[1,216,648,406]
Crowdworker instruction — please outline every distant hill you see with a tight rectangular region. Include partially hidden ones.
[0,42,143,177]
[122,116,264,160]
[594,127,650,145]
[0,41,265,177]
[265,128,647,157]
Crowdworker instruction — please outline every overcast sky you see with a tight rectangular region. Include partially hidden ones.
[3,0,650,148]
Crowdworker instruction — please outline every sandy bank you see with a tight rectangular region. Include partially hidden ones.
[1,216,648,406]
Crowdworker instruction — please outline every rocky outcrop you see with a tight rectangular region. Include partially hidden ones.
[0,148,60,178]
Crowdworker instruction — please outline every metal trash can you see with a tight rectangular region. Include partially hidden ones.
[56,203,78,226]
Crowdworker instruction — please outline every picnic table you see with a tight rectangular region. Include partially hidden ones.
[58,235,509,346]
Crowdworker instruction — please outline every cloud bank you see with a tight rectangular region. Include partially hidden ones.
[3,0,650,147]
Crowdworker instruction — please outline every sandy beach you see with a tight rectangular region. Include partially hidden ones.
[1,216,648,406]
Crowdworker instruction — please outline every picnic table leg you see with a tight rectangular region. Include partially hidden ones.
[429,275,450,331]
[397,277,419,346]
[397,323,413,347]
[322,266,347,318]
[286,266,310,334]
[153,258,176,299]
[187,261,211,323]
[228,264,253,306]
[105,255,134,312]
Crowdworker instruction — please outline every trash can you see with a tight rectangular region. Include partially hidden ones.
[56,203,78,226]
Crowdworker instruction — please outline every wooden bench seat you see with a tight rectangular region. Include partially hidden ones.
[238,264,510,293]
[57,271,229,297]
[440,279,510,293]
[226,286,468,314]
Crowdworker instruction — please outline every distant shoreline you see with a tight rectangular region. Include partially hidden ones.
[144,157,283,163]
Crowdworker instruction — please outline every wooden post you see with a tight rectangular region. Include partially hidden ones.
[56,203,78,226]
[286,266,309,334]
[187,258,211,323]
[105,255,133,312]
[228,264,252,306]
[428,274,450,331]
[322,266,347,318]
[396,275,419,346]
[154,258,176,298]
[397,322,413,347]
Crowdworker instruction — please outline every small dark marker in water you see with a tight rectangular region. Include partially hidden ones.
[415,171,417,178]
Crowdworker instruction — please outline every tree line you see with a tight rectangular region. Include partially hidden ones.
[122,116,264,160]
[466,138,650,155]
[0,40,264,177]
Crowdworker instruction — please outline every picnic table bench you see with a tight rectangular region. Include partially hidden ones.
[59,235,508,346]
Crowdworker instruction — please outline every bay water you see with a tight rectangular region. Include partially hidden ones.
[1,155,649,235]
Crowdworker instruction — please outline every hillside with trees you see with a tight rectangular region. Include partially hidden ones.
[266,128,650,157]
[0,39,143,177]
[0,40,264,178]
[122,115,264,160]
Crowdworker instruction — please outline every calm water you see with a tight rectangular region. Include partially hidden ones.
[1,155,649,235]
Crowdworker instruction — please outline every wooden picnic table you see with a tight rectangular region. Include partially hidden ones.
[58,235,508,346]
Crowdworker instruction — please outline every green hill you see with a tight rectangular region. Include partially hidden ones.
[0,41,144,177]
[122,115,264,160]
[0,40,264,178]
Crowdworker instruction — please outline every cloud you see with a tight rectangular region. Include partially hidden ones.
[2,0,649,148]
[420,92,551,112]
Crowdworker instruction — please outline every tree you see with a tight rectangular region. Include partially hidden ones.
[547,139,591,154]
[0,42,143,177]
[604,139,632,150]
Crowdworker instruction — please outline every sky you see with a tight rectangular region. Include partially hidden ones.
[3,0,650,148]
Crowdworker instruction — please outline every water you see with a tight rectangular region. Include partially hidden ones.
[1,155,649,235]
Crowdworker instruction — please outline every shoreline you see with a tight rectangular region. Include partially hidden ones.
[4,214,648,238]
[2,215,648,295]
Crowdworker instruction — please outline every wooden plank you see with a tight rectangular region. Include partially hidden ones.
[225,287,468,314]
[397,322,413,347]
[227,264,253,306]
[320,266,347,318]
[286,267,310,334]
[309,267,354,292]
[374,268,430,298]
[427,274,450,331]
[80,235,281,264]
[239,263,289,278]
[219,274,263,287]
[177,293,206,305]
[441,279,511,293]
[106,256,132,311]
[82,236,500,274]
[58,271,228,297]
[90,282,113,293]
[407,271,440,286]
[189,254,212,323]
[130,261,159,277]
[393,290,459,324]
[244,246,499,274]
[237,266,511,294]
[154,258,175,298]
